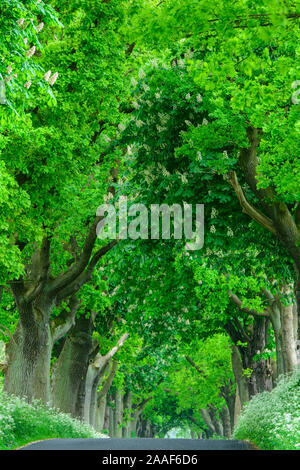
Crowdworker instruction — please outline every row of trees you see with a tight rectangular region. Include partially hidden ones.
[0,0,299,439]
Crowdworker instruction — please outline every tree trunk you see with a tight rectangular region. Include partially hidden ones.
[51,316,93,416]
[96,360,118,432]
[122,391,132,438]
[32,324,52,403]
[96,395,107,432]
[200,408,216,435]
[114,389,123,438]
[89,362,110,428]
[109,402,115,437]
[220,406,231,438]
[231,345,250,407]
[280,303,298,373]
[4,292,54,402]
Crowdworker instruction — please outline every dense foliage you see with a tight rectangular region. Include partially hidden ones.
[0,0,299,449]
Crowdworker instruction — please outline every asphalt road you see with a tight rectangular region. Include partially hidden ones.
[19,438,254,450]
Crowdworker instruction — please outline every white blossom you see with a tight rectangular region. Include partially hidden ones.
[49,72,59,86]
[36,22,44,33]
[102,134,111,143]
[211,207,218,218]
[142,83,150,92]
[44,70,51,82]
[17,18,25,26]
[196,93,203,103]
[202,118,208,125]
[184,49,194,59]
[210,225,216,233]
[24,80,32,89]
[26,46,36,58]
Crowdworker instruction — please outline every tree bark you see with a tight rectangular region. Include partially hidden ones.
[51,315,93,416]
[114,389,123,438]
[4,287,55,402]
[220,406,231,438]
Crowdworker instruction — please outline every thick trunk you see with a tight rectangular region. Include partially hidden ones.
[89,363,110,428]
[32,324,52,403]
[122,391,132,438]
[269,290,298,377]
[96,360,118,432]
[4,294,54,402]
[208,406,223,437]
[96,395,107,432]
[109,403,115,437]
[237,317,273,397]
[51,316,93,416]
[114,389,123,438]
[200,409,216,435]
[103,403,110,432]
[220,406,231,438]
[231,345,250,407]
[280,303,298,373]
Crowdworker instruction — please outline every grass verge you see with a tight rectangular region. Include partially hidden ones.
[0,387,107,450]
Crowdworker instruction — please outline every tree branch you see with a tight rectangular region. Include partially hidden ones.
[227,171,277,235]
[228,290,269,317]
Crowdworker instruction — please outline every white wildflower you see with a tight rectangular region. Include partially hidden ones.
[185,93,191,100]
[6,65,13,74]
[155,92,161,99]
[196,93,203,103]
[227,227,234,237]
[202,118,208,125]
[185,120,192,126]
[132,101,140,109]
[24,80,32,89]
[17,18,25,26]
[136,119,145,128]
[118,123,126,131]
[196,151,202,161]
[138,69,146,79]
[210,225,216,233]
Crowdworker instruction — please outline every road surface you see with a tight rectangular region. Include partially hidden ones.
[19,438,254,450]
